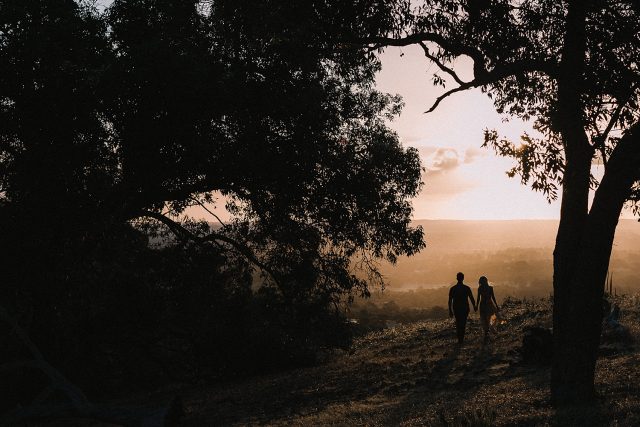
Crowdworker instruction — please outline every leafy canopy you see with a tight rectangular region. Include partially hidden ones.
[0,0,424,300]
[365,0,640,205]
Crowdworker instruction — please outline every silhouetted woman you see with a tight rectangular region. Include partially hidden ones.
[477,276,499,343]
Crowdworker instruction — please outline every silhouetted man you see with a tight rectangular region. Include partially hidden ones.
[448,272,476,344]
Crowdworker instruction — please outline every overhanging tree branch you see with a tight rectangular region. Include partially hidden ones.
[425,80,478,113]
[351,32,558,114]
[358,33,487,66]
[356,33,558,78]
[424,60,555,113]
[189,196,227,229]
[138,210,280,286]
[0,306,88,409]
[418,41,466,86]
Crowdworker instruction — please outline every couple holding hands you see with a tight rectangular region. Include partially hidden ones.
[448,272,499,344]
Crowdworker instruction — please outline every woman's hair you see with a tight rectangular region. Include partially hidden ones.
[479,276,489,287]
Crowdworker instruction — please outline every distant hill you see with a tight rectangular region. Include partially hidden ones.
[412,219,640,252]
[380,219,640,291]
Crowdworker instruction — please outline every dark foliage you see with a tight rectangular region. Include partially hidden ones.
[0,0,424,407]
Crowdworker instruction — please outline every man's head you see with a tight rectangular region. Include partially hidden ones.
[456,272,464,282]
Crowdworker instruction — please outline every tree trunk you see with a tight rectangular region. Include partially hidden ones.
[551,231,609,403]
[550,144,593,403]
[551,190,628,403]
[551,123,640,404]
[550,0,596,403]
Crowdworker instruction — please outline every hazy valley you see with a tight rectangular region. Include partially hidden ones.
[380,219,640,291]
[351,220,640,322]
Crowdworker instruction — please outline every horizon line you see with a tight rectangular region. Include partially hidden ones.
[412,217,639,221]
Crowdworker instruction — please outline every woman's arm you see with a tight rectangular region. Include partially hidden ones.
[491,288,498,310]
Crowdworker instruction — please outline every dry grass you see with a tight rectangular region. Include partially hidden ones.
[175,295,640,426]
[34,297,640,426]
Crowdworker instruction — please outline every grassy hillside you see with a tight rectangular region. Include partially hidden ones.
[176,295,640,426]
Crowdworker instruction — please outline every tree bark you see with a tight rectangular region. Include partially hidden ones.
[551,114,640,403]
[550,0,597,404]
[551,140,593,403]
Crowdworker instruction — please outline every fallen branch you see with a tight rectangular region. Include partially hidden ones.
[0,305,184,426]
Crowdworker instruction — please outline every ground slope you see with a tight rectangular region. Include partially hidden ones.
[180,296,640,426]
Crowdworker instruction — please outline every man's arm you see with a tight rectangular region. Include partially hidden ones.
[448,288,453,317]
[468,287,477,311]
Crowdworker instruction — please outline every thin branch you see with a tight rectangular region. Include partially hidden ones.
[425,80,478,113]
[189,197,226,229]
[418,41,466,86]
[0,306,183,426]
[357,33,557,77]
[359,33,487,67]
[424,58,556,113]
[593,83,639,151]
[139,210,280,286]
[599,145,608,169]
[356,30,558,116]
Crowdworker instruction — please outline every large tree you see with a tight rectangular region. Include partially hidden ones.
[0,0,423,378]
[364,0,640,403]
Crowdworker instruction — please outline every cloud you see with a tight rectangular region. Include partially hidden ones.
[414,146,493,199]
[417,148,469,198]
[412,145,488,199]
[424,148,460,177]
[415,145,488,180]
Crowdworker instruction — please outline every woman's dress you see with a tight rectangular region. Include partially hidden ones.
[478,285,497,329]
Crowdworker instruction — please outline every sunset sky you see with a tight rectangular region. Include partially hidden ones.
[376,45,563,220]
[188,44,571,221]
[94,0,627,222]
[191,45,568,222]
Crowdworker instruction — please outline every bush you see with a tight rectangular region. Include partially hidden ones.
[0,223,352,408]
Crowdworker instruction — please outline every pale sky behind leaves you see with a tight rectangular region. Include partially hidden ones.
[94,0,623,220]
[376,45,562,220]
